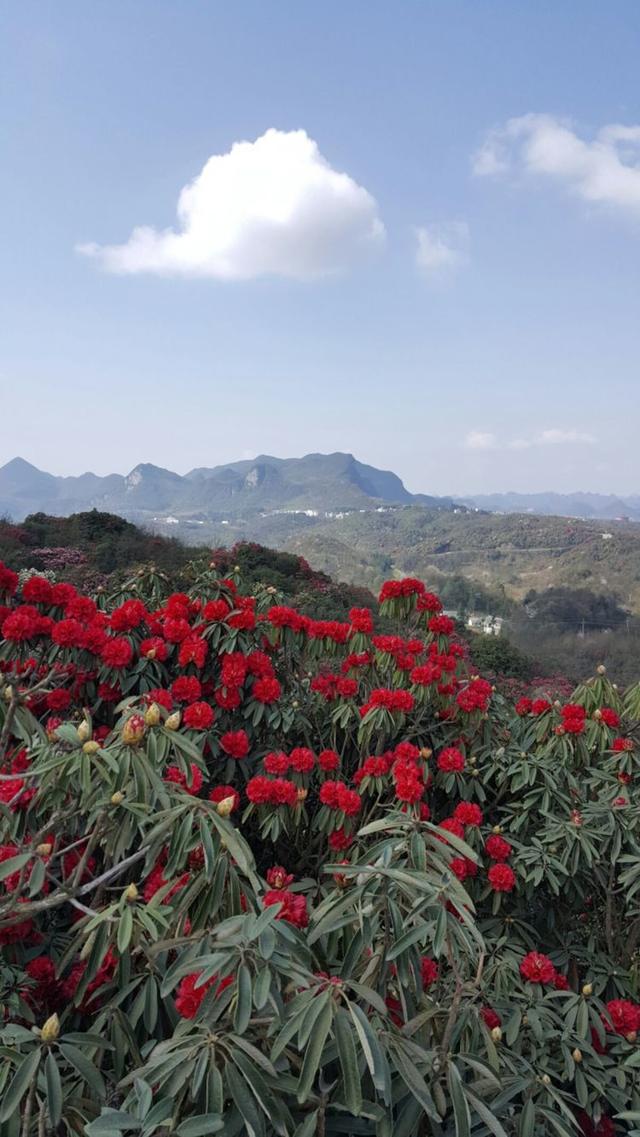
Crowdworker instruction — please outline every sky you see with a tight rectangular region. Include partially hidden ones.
[2,1,640,496]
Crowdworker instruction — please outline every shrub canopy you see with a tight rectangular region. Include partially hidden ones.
[0,559,639,1137]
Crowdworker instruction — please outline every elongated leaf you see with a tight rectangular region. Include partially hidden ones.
[59,1042,106,1098]
[297,997,333,1103]
[0,852,31,882]
[234,963,252,1035]
[347,1001,390,1100]
[334,1008,362,1115]
[177,1115,224,1136]
[0,1048,41,1123]
[117,905,134,954]
[45,1052,63,1127]
[466,1088,509,1137]
[448,1061,471,1137]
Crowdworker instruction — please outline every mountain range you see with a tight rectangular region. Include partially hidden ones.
[0,454,456,522]
[1,454,639,525]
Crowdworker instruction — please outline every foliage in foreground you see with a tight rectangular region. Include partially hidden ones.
[0,557,639,1137]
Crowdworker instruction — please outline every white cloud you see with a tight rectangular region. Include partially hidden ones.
[415,222,469,275]
[467,428,595,453]
[473,113,640,219]
[536,428,596,445]
[78,128,385,280]
[465,431,497,451]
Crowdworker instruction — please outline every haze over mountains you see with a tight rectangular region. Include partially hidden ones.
[0,453,455,522]
[1,453,638,525]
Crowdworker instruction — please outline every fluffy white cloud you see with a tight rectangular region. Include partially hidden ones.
[78,128,385,280]
[473,113,640,218]
[415,222,469,275]
[465,431,497,451]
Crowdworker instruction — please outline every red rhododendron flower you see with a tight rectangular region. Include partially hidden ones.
[183,702,215,731]
[220,730,249,759]
[266,866,294,890]
[520,951,556,984]
[203,599,230,622]
[110,599,147,632]
[45,688,71,712]
[454,801,483,827]
[599,707,620,728]
[289,747,315,773]
[482,1007,501,1029]
[485,834,512,861]
[164,763,204,795]
[515,697,532,716]
[488,863,516,892]
[349,607,373,633]
[531,698,552,715]
[178,637,208,668]
[252,676,281,704]
[263,888,308,928]
[264,751,290,775]
[101,637,133,669]
[22,576,54,605]
[612,737,634,752]
[175,971,233,1018]
[318,749,340,771]
[437,747,465,773]
[421,957,439,988]
[604,998,640,1037]
[246,776,298,807]
[209,785,240,811]
[171,675,202,704]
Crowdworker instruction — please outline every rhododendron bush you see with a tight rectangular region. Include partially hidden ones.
[0,560,639,1137]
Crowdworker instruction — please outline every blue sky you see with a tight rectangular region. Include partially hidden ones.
[2,1,640,495]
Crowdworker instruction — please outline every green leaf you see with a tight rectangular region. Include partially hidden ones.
[519,1098,536,1137]
[176,1115,224,1136]
[0,853,31,882]
[117,905,134,954]
[234,963,252,1035]
[334,1008,362,1116]
[465,1088,509,1137]
[226,1059,264,1137]
[0,1048,40,1123]
[347,1001,390,1100]
[253,965,271,1010]
[59,1042,106,1098]
[448,1061,471,1137]
[45,1052,63,1128]
[297,997,333,1103]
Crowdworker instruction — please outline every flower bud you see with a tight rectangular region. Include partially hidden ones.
[83,740,100,755]
[77,721,91,742]
[541,1074,551,1085]
[582,983,593,996]
[215,795,236,817]
[491,1026,502,1042]
[296,788,308,802]
[626,1030,637,1043]
[36,843,52,857]
[593,709,602,720]
[572,1048,583,1063]
[122,714,146,746]
[124,882,139,903]
[144,703,161,727]
[597,664,606,675]
[420,747,432,759]
[145,647,157,659]
[492,825,503,835]
[292,700,299,709]
[111,791,124,805]
[40,1013,60,1043]
[3,685,13,702]
[165,711,181,731]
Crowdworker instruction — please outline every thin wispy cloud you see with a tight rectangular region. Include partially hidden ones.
[78,128,385,280]
[473,113,640,219]
[466,428,596,452]
[465,431,497,451]
[415,222,469,276]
